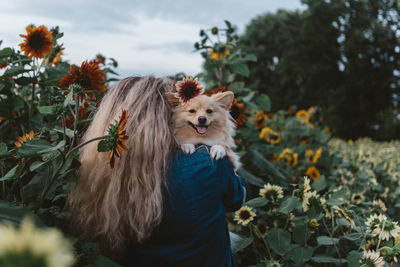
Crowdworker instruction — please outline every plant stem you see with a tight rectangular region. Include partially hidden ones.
[70,96,79,148]
[38,135,108,207]
[322,218,342,260]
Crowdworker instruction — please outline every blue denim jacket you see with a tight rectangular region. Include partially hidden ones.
[125,146,247,267]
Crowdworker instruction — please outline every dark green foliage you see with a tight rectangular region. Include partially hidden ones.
[239,0,400,140]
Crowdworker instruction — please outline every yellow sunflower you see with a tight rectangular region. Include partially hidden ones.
[19,25,53,59]
[14,130,36,147]
[296,109,311,124]
[253,110,267,129]
[230,98,246,127]
[234,206,256,226]
[278,148,294,165]
[292,153,298,167]
[209,46,230,61]
[108,110,129,168]
[311,147,323,164]
[305,166,321,181]
[255,222,269,238]
[259,127,280,144]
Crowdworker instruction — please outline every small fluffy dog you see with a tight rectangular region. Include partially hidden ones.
[165,90,241,170]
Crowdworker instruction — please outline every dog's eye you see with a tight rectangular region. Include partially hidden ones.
[206,109,213,114]
[189,109,196,113]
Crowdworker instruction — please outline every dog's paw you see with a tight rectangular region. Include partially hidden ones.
[210,145,226,160]
[181,144,195,154]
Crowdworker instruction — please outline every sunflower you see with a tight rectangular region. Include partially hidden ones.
[230,98,246,127]
[302,190,319,212]
[372,219,400,241]
[259,127,280,144]
[277,148,293,165]
[45,44,64,66]
[175,77,203,103]
[59,60,105,100]
[372,199,387,212]
[253,110,267,129]
[320,197,332,219]
[311,147,322,164]
[255,222,269,238]
[14,130,36,147]
[360,250,385,267]
[298,137,310,144]
[305,166,321,181]
[203,86,226,96]
[0,218,75,267]
[292,153,298,167]
[234,206,256,226]
[107,110,129,168]
[19,25,53,59]
[366,214,387,234]
[351,193,365,204]
[259,183,284,201]
[296,109,311,124]
[309,218,319,228]
[333,206,355,228]
[209,46,230,61]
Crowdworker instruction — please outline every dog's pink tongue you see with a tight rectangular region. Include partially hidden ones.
[196,126,207,134]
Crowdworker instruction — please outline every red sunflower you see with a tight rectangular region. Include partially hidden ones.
[230,98,246,127]
[175,77,203,102]
[59,60,105,100]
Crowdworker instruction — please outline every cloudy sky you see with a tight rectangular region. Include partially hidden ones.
[1,0,303,78]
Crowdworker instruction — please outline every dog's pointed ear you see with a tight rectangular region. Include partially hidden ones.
[212,91,234,110]
[165,92,180,108]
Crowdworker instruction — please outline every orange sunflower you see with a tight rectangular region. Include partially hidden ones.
[203,86,226,96]
[296,109,311,124]
[45,44,64,66]
[230,98,246,127]
[254,110,267,129]
[19,25,53,59]
[59,60,106,100]
[61,102,90,128]
[14,130,36,147]
[109,110,129,168]
[305,166,321,181]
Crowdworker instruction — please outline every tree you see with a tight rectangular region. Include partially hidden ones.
[239,0,400,140]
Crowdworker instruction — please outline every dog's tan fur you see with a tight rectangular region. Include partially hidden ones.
[165,91,241,170]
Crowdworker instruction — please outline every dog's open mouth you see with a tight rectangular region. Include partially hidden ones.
[189,122,208,135]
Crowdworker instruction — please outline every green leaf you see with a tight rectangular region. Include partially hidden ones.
[232,236,254,254]
[63,90,73,106]
[231,63,250,77]
[243,54,257,62]
[3,66,30,76]
[0,142,11,159]
[279,196,300,214]
[256,94,271,112]
[17,139,65,158]
[312,256,346,264]
[293,225,311,245]
[97,140,111,152]
[14,77,37,85]
[0,47,12,58]
[0,164,25,181]
[245,197,269,208]
[312,175,327,192]
[0,200,45,227]
[85,255,122,267]
[37,105,57,115]
[266,228,291,256]
[236,167,264,187]
[290,246,314,266]
[347,250,361,267]
[29,161,48,172]
[317,236,339,246]
[343,232,363,241]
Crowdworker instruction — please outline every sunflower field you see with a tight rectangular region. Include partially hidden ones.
[0,22,400,267]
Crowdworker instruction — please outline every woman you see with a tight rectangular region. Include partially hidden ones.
[68,76,247,266]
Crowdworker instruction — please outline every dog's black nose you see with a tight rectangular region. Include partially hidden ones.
[198,116,207,124]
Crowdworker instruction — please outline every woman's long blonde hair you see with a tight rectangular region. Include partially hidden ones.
[68,76,176,250]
